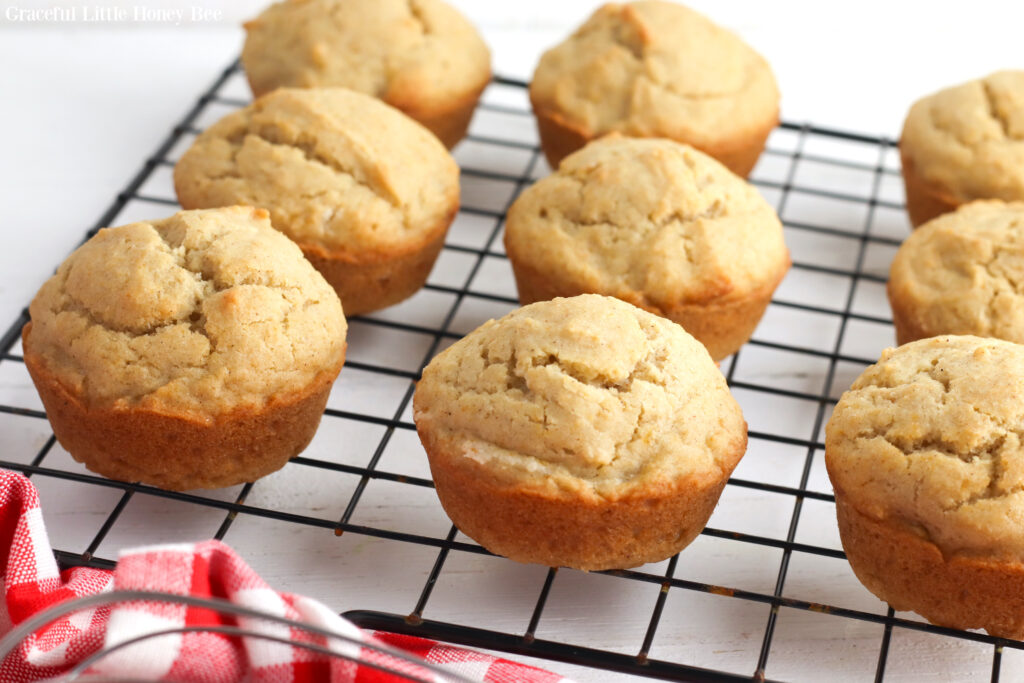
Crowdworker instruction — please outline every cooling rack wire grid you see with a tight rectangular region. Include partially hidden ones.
[0,590,478,683]
[0,63,1020,682]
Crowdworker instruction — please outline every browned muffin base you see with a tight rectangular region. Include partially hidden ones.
[836,496,1024,638]
[23,323,343,491]
[400,84,488,149]
[247,78,485,150]
[421,428,745,571]
[301,211,454,317]
[531,103,777,177]
[508,256,789,361]
[886,278,934,345]
[899,148,962,228]
[532,107,593,172]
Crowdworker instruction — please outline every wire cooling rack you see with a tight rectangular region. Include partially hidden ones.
[2,61,1023,682]
[0,590,477,683]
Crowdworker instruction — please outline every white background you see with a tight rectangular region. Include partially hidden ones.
[1,1,1023,326]
[2,2,1024,680]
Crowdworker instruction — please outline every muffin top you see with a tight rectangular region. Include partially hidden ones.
[174,88,459,257]
[504,136,788,310]
[27,207,346,414]
[241,0,490,111]
[826,335,1024,559]
[413,294,747,499]
[901,71,1024,203]
[889,200,1024,342]
[529,1,779,149]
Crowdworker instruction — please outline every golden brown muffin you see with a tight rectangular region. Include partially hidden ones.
[888,200,1024,344]
[413,294,747,570]
[900,71,1024,227]
[241,0,491,148]
[504,135,789,361]
[826,336,1024,638]
[174,88,460,317]
[529,1,779,175]
[22,206,347,491]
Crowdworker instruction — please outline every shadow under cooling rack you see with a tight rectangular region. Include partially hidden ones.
[0,62,1020,683]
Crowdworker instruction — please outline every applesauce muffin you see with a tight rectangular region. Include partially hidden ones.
[413,294,747,570]
[900,70,1024,227]
[529,1,779,175]
[174,87,460,317]
[504,135,789,361]
[826,336,1024,638]
[22,206,347,491]
[888,200,1024,344]
[241,0,491,148]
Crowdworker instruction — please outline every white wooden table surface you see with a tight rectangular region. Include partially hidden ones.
[2,2,1023,681]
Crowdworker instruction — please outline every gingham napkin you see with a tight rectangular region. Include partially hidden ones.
[0,470,571,682]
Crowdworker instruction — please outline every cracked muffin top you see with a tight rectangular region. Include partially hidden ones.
[173,88,459,257]
[901,71,1024,203]
[889,200,1024,342]
[504,136,788,309]
[412,294,746,498]
[529,1,779,149]
[826,335,1024,559]
[242,0,490,112]
[26,206,346,413]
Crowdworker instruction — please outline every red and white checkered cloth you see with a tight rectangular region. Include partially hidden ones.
[0,470,572,682]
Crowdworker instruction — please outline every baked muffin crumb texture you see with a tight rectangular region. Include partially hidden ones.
[242,0,491,147]
[243,0,490,105]
[529,0,779,171]
[415,294,745,499]
[826,336,1024,560]
[888,200,1024,343]
[27,206,347,414]
[414,294,747,569]
[900,70,1024,226]
[507,136,786,311]
[174,88,458,260]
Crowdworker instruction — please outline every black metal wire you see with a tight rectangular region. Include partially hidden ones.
[524,567,558,644]
[754,132,889,679]
[637,555,680,664]
[347,609,789,683]
[749,121,813,680]
[0,62,1013,681]
[874,607,896,683]
[82,488,135,561]
[0,590,478,683]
